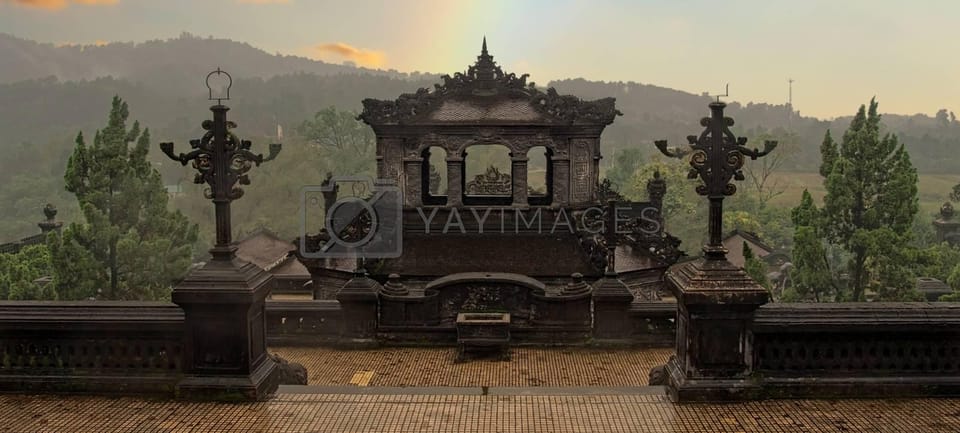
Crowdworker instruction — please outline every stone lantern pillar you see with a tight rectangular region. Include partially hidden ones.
[160,68,283,400]
[654,100,777,401]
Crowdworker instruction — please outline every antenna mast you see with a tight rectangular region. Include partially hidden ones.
[788,78,794,129]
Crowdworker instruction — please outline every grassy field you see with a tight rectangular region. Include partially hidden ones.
[767,172,958,214]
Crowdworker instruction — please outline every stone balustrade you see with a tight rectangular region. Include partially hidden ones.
[0,301,184,396]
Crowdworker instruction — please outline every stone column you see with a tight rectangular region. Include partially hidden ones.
[446,158,464,207]
[551,157,570,207]
[591,155,602,203]
[403,159,423,208]
[511,155,529,207]
[659,257,768,402]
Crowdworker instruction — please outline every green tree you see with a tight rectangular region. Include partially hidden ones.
[47,226,104,300]
[741,128,798,208]
[605,147,644,194]
[0,244,57,300]
[820,99,919,301]
[742,241,770,289]
[63,96,198,300]
[818,130,838,178]
[630,157,706,254]
[297,106,376,178]
[787,190,837,302]
[937,264,960,301]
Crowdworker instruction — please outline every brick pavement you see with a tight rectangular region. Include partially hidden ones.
[1,392,958,432]
[270,346,674,386]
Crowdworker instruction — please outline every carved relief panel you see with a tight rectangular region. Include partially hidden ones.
[571,139,593,204]
[377,137,404,183]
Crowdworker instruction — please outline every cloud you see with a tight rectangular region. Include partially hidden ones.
[311,42,386,68]
[4,0,118,10]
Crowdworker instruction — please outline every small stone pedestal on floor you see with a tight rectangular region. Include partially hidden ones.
[336,271,382,345]
[660,257,768,402]
[173,247,279,401]
[592,272,635,343]
[456,312,511,362]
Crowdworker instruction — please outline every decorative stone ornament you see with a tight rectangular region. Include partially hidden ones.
[562,273,591,296]
[652,101,775,402]
[161,69,283,401]
[656,101,775,260]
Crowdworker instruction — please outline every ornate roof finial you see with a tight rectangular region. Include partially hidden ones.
[475,37,495,71]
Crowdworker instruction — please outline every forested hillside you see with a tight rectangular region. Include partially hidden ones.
[2,34,958,242]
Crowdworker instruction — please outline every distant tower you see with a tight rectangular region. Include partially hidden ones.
[787,78,794,129]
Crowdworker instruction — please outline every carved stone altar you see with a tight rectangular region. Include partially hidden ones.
[456,312,511,362]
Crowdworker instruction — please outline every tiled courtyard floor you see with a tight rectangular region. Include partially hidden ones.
[270,346,674,386]
[1,392,959,432]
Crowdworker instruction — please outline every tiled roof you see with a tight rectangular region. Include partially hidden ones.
[235,230,296,271]
[429,99,542,122]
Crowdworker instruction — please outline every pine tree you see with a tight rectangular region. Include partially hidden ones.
[818,130,837,178]
[63,96,198,300]
[819,99,919,301]
[47,227,103,300]
[789,190,836,302]
[742,241,771,289]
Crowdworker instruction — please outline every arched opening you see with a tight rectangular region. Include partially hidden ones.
[527,146,552,206]
[421,146,448,206]
[463,144,512,206]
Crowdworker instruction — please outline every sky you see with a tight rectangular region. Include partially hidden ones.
[0,0,957,119]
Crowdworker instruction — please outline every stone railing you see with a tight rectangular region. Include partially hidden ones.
[749,302,960,398]
[0,301,184,396]
[263,298,675,346]
[265,300,343,346]
[0,233,46,255]
[626,302,675,347]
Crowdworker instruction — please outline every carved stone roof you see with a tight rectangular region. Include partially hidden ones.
[359,38,621,126]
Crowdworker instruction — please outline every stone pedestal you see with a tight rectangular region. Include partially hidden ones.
[934,217,960,246]
[661,257,769,402]
[173,250,278,401]
[592,272,634,341]
[337,271,383,343]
